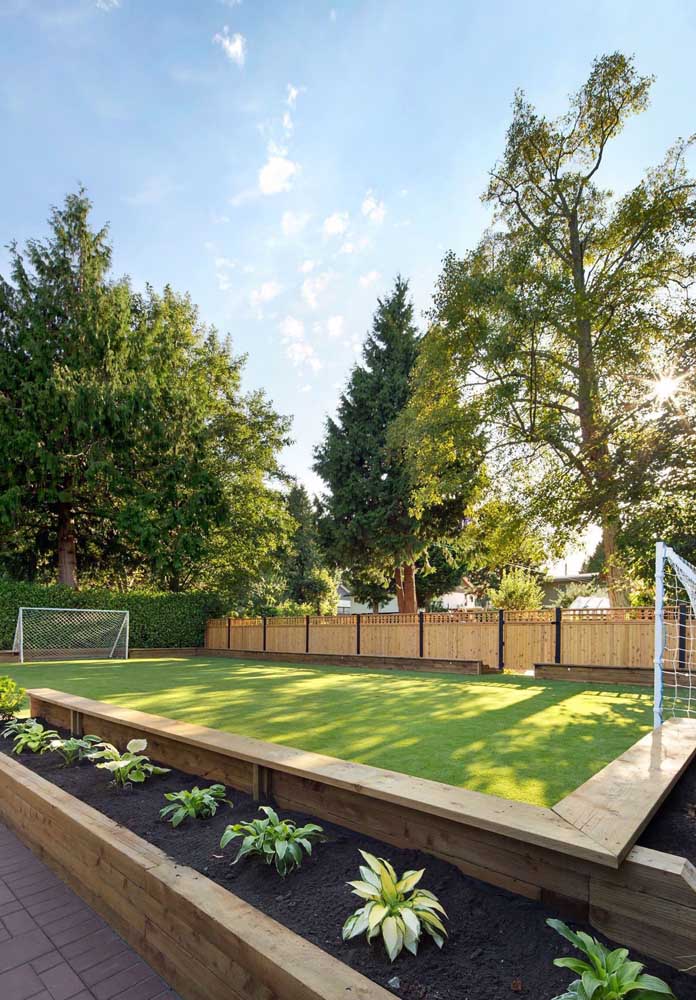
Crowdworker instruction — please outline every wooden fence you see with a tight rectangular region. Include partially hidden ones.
[205,606,685,673]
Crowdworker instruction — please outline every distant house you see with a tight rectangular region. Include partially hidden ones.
[336,577,483,614]
[540,572,607,608]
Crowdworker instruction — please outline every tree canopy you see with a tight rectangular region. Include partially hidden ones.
[0,191,291,594]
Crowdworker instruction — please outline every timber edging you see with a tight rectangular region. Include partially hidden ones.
[199,647,490,674]
[0,752,392,1000]
[23,690,696,975]
[535,663,653,686]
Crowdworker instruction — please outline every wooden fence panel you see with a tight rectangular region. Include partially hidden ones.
[360,614,419,659]
[424,612,499,666]
[266,617,306,654]
[561,608,653,668]
[504,611,556,672]
[229,619,264,652]
[206,619,228,650]
[308,616,358,656]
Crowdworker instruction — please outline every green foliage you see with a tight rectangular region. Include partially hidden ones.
[2,718,37,739]
[0,579,225,648]
[278,485,338,615]
[487,568,544,610]
[87,738,170,788]
[342,850,448,962]
[8,721,59,754]
[547,919,676,1000]
[159,784,230,827]
[0,190,290,593]
[554,582,601,609]
[0,676,24,720]
[48,734,101,766]
[416,53,696,606]
[220,805,324,876]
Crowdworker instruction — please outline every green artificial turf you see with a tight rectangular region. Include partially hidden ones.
[3,656,653,807]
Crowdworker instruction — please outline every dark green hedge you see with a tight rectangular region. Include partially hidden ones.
[0,581,226,650]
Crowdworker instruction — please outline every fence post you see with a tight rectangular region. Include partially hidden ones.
[555,607,562,665]
[418,611,424,657]
[498,609,504,670]
[227,617,231,650]
[262,616,267,652]
[356,614,361,655]
[305,615,310,654]
[679,603,688,671]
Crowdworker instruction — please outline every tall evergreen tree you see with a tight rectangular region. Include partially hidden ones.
[282,484,337,613]
[0,191,290,591]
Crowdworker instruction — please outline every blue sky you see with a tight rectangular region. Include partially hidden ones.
[2,0,695,502]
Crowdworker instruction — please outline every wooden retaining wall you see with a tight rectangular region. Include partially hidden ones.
[26,689,696,974]
[207,607,679,674]
[536,664,653,686]
[0,754,390,1000]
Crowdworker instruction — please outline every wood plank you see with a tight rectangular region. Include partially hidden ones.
[29,689,616,866]
[554,717,696,861]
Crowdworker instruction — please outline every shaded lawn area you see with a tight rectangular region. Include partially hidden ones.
[4,656,652,807]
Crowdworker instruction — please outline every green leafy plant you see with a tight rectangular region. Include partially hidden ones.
[342,850,448,961]
[220,805,324,876]
[48,735,101,767]
[9,721,59,755]
[87,738,170,788]
[0,677,25,721]
[548,919,677,999]
[160,784,231,827]
[2,717,37,739]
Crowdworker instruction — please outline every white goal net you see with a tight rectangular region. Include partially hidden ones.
[12,607,129,664]
[654,543,696,726]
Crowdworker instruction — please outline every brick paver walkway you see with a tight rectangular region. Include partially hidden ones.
[0,823,180,1000]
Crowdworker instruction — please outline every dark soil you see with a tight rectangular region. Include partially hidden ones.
[1,730,692,1000]
[639,757,696,866]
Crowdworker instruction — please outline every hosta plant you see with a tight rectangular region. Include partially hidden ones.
[160,784,231,827]
[342,851,448,961]
[87,739,170,788]
[0,677,25,721]
[548,919,677,1000]
[48,735,101,767]
[220,805,324,876]
[9,721,59,755]
[2,717,37,739]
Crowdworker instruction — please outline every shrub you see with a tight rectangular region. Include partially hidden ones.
[160,785,231,827]
[220,805,324,876]
[342,850,448,961]
[87,738,170,788]
[48,735,101,766]
[8,721,59,754]
[487,568,545,610]
[0,580,226,649]
[0,676,24,720]
[547,919,676,999]
[1,717,36,739]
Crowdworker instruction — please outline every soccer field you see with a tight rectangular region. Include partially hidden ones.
[4,655,653,806]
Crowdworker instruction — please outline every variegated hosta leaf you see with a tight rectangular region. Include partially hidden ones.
[396,869,424,893]
[347,880,381,900]
[126,738,148,753]
[381,915,403,962]
[359,865,381,888]
[368,903,388,930]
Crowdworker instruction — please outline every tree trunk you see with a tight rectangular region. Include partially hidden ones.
[395,563,418,613]
[601,516,630,607]
[371,601,380,614]
[57,504,78,589]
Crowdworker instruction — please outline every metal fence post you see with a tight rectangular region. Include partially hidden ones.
[554,607,562,664]
[498,609,504,670]
[305,615,310,654]
[418,611,424,657]
[262,616,267,652]
[356,614,361,655]
[227,617,231,650]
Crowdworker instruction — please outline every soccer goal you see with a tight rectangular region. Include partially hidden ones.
[654,542,696,727]
[12,607,129,664]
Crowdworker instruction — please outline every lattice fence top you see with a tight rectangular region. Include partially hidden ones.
[309,615,357,626]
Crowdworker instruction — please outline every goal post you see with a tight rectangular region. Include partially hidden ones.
[12,607,130,664]
[654,542,696,727]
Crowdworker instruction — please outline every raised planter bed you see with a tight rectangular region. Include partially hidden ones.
[535,663,653,685]
[202,647,491,674]
[9,690,696,981]
[2,729,694,1000]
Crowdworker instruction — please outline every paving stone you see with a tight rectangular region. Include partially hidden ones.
[111,975,168,1000]
[0,962,45,999]
[0,927,54,972]
[37,901,94,931]
[39,959,88,1000]
[80,952,142,988]
[2,908,39,936]
[91,960,154,1000]
[63,928,121,962]
[31,949,65,974]
[68,940,130,975]
[50,915,108,949]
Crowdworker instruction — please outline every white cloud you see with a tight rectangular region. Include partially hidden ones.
[361,190,386,224]
[299,259,315,273]
[302,271,331,309]
[259,155,298,195]
[229,187,257,207]
[96,0,120,9]
[339,235,370,255]
[282,111,293,135]
[281,210,310,237]
[327,315,344,339]
[279,316,321,372]
[250,281,282,308]
[219,0,242,6]
[323,211,349,237]
[215,256,238,292]
[213,27,247,67]
[286,83,303,108]
[359,270,381,288]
